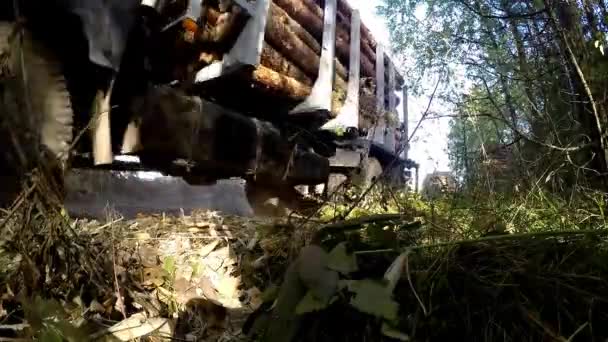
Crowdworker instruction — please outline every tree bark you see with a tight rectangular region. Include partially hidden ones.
[252,66,344,115]
[545,0,608,175]
[204,6,347,88]
[261,43,313,85]
[273,0,376,78]
[264,7,348,91]
[269,2,348,81]
[252,65,312,99]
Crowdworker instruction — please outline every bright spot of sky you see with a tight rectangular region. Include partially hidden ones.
[348,0,451,188]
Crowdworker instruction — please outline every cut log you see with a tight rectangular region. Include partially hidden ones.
[269,2,348,80]
[197,6,245,49]
[251,66,344,115]
[273,0,375,78]
[204,5,348,86]
[252,66,310,99]
[297,0,376,76]
[264,7,321,79]
[316,0,404,87]
[261,43,313,85]
[264,6,348,88]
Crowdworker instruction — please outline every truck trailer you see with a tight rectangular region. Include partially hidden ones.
[0,0,418,210]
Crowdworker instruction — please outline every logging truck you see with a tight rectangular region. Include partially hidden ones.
[0,0,417,210]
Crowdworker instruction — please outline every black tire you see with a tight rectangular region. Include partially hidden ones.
[326,173,348,196]
[0,22,74,206]
[245,182,283,217]
[363,157,383,185]
[351,157,383,188]
[245,181,321,217]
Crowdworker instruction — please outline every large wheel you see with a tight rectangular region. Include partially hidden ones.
[0,22,74,206]
[245,181,321,217]
[325,173,348,196]
[363,157,383,185]
[245,182,284,217]
[350,156,383,188]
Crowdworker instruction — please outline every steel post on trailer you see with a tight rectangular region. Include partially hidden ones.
[290,0,337,115]
[402,85,409,160]
[195,0,270,82]
[322,9,361,130]
[384,60,396,151]
[370,43,385,145]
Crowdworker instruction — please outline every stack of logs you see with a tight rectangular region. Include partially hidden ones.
[191,0,403,116]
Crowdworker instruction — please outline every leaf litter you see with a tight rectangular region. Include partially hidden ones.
[4,171,608,341]
[0,170,311,341]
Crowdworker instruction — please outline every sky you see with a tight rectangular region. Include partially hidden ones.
[348,0,451,188]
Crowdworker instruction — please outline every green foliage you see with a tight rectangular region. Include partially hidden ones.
[295,291,335,315]
[21,296,87,341]
[344,279,399,321]
[327,242,358,275]
[320,181,607,245]
[380,0,608,192]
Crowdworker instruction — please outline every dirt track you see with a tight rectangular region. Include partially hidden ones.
[64,170,253,219]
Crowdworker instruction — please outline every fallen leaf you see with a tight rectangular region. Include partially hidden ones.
[163,256,176,276]
[347,279,399,321]
[384,251,409,293]
[199,240,220,258]
[327,242,358,275]
[381,322,410,341]
[93,312,169,341]
[142,267,167,287]
[89,299,105,313]
[134,232,151,240]
[245,287,263,308]
[295,291,331,315]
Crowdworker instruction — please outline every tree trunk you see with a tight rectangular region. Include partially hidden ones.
[545,0,608,178]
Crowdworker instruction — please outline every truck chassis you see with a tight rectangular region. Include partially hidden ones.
[0,0,417,211]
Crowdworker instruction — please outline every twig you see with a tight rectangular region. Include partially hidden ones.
[520,306,567,342]
[353,229,608,254]
[0,181,37,231]
[405,250,428,316]
[567,322,589,342]
[111,221,127,319]
[313,214,421,242]
[338,73,444,220]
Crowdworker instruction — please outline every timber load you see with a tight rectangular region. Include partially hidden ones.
[162,0,404,120]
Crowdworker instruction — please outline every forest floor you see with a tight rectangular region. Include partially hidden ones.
[1,171,608,341]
